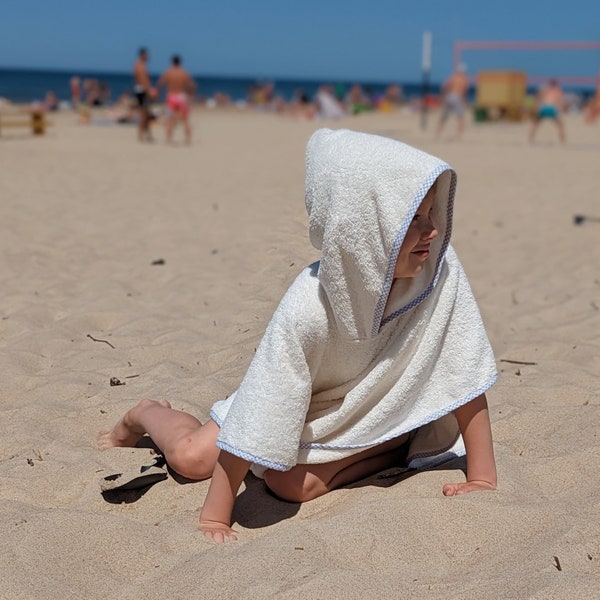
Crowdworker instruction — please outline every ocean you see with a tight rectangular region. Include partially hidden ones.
[0,66,434,105]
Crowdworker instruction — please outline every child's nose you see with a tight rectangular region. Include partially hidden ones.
[421,218,438,239]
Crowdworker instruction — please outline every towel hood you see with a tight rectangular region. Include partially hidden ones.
[305,128,456,340]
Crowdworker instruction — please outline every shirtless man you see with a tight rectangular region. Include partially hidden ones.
[436,64,470,140]
[157,55,197,144]
[584,71,600,125]
[133,48,154,142]
[529,79,566,144]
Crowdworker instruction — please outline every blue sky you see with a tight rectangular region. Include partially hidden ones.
[1,0,599,83]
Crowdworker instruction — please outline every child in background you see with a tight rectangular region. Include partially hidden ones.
[98,129,498,543]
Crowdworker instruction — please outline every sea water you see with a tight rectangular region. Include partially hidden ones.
[0,66,434,105]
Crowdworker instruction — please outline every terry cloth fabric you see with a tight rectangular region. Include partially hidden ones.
[211,128,497,476]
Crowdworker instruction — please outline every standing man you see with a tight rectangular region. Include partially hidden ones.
[436,64,470,140]
[584,70,600,125]
[529,79,566,144]
[157,55,196,144]
[133,47,154,142]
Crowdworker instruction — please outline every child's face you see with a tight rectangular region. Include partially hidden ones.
[393,188,438,279]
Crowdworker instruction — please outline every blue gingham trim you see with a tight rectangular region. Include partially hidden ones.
[209,409,224,427]
[406,433,462,463]
[298,371,497,452]
[371,164,457,336]
[211,410,294,471]
[407,440,466,471]
[215,440,293,472]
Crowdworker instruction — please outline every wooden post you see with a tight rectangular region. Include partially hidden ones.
[31,111,46,135]
[421,30,432,130]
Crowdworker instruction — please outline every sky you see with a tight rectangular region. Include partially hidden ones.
[1,0,600,84]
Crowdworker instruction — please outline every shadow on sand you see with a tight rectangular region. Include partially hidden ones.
[101,436,467,527]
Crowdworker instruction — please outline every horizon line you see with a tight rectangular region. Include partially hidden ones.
[0,64,428,86]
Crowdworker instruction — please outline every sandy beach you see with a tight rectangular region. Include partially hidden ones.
[0,106,598,599]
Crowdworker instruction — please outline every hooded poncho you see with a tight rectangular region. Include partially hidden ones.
[211,128,497,475]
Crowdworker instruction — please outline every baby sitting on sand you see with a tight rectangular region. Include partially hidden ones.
[99,128,498,543]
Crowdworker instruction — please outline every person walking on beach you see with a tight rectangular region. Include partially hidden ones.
[436,64,470,140]
[157,55,196,144]
[133,47,154,142]
[529,79,566,144]
[98,129,498,543]
[584,70,600,125]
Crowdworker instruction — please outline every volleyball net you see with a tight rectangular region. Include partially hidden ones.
[453,41,600,86]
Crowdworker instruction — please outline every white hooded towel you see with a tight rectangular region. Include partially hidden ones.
[211,128,497,476]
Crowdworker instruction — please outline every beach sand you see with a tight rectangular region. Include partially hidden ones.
[0,106,598,599]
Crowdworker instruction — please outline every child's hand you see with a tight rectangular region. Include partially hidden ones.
[199,519,239,543]
[442,480,496,496]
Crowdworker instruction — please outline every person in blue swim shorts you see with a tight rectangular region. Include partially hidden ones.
[529,79,566,144]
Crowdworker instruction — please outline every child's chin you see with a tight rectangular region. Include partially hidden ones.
[394,261,424,279]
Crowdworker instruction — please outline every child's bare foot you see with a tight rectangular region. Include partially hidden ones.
[97,399,171,450]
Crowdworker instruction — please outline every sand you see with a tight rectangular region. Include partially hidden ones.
[0,106,598,599]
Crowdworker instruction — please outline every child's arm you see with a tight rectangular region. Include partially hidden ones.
[442,393,497,496]
[199,451,250,543]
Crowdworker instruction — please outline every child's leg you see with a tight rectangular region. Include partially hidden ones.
[97,399,220,480]
[264,433,410,503]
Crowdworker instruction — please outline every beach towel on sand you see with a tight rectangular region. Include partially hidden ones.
[211,128,497,477]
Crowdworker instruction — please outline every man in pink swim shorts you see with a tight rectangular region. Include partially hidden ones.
[167,92,191,116]
[157,55,196,144]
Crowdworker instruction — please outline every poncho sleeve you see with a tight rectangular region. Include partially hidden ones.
[211,268,327,471]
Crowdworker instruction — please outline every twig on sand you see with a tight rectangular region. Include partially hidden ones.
[87,334,115,349]
[500,359,538,366]
[553,555,562,571]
